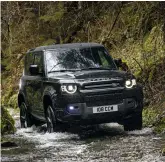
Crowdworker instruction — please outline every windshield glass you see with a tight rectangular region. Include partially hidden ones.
[45,47,116,73]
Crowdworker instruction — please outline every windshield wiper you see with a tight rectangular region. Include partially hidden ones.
[81,66,113,71]
[48,69,80,73]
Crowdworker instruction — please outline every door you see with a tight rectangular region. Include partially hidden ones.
[23,52,35,113]
[31,51,45,119]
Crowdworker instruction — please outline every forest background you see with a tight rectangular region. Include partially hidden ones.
[1,1,165,134]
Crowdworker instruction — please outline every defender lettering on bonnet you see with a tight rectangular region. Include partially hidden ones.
[18,43,143,133]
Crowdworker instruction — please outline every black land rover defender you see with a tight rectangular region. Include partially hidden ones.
[18,43,143,132]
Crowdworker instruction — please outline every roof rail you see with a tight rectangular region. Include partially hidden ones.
[27,48,35,52]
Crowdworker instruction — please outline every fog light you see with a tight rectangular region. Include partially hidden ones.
[69,106,74,110]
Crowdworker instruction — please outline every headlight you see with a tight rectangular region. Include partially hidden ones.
[61,84,77,94]
[125,79,136,88]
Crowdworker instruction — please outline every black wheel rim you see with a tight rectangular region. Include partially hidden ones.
[46,106,54,133]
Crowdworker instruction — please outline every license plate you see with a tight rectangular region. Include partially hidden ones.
[93,105,118,113]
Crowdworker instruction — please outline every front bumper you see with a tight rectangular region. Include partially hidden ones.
[56,86,143,125]
[61,98,142,125]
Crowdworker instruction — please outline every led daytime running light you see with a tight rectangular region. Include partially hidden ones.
[61,85,77,94]
[125,79,136,88]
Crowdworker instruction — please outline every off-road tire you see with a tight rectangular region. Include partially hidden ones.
[20,102,33,128]
[45,105,57,133]
[124,112,142,131]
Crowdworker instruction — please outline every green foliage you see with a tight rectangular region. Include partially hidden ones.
[1,106,16,135]
[8,94,18,109]
[154,120,165,134]
[1,86,13,106]
[40,5,64,22]
[143,108,157,127]
[1,1,165,133]
[143,99,165,133]
[41,39,55,46]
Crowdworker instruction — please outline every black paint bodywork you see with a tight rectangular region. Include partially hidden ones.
[18,43,143,125]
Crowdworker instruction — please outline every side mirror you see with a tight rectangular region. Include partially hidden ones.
[114,58,122,68]
[114,58,129,71]
[29,65,39,75]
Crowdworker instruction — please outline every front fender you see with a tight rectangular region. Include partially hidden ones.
[43,86,57,108]
[43,86,57,97]
[18,90,27,107]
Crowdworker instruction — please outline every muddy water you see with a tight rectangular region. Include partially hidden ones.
[1,112,165,162]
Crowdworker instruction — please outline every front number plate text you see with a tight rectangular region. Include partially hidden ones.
[93,105,118,113]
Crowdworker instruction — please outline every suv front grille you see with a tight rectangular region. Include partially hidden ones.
[80,78,124,93]
[85,93,123,107]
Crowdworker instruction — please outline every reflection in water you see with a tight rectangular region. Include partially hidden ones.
[2,122,165,162]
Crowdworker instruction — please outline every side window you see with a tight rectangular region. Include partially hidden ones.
[34,52,43,74]
[24,52,34,75]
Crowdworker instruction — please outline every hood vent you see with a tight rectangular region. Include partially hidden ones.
[84,83,121,89]
[80,77,124,93]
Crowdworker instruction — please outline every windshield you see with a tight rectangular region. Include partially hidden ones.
[45,47,116,73]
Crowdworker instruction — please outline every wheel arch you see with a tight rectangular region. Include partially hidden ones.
[43,85,57,115]
[43,94,53,114]
[18,93,25,108]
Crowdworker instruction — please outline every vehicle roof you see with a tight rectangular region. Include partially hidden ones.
[27,43,104,53]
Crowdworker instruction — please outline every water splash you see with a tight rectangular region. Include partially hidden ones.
[127,128,153,135]
[2,117,165,162]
